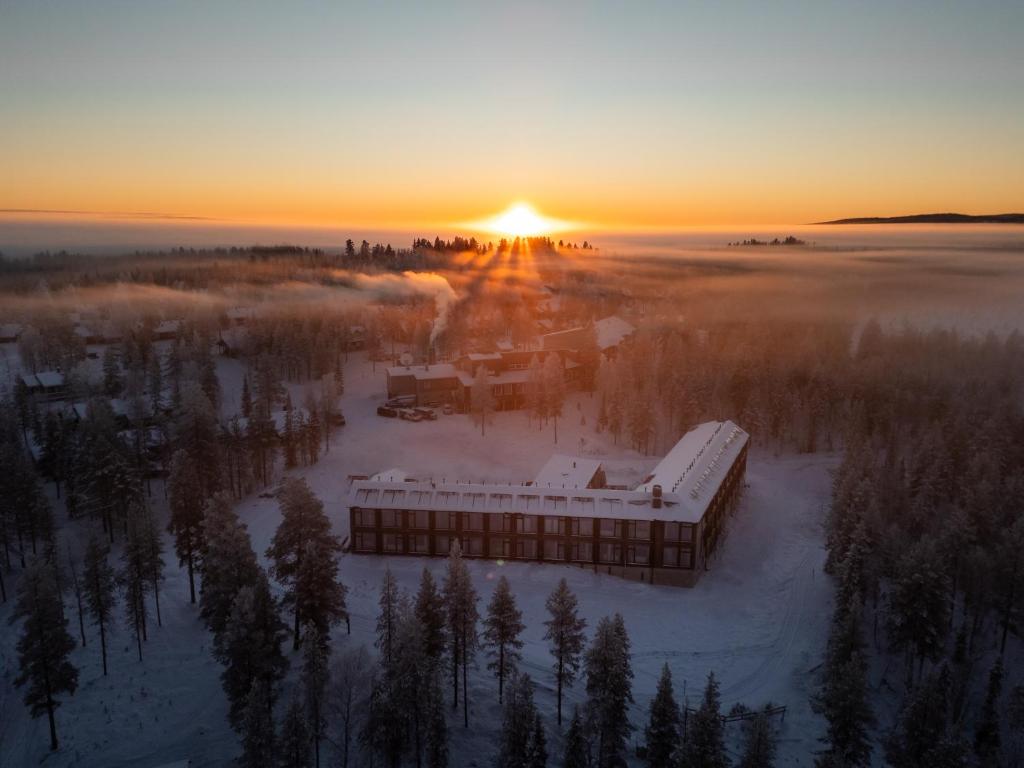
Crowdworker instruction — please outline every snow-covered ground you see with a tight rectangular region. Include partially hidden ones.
[0,352,837,767]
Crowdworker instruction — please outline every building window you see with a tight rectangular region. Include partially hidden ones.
[437,491,459,507]
[435,510,455,531]
[627,544,650,565]
[381,510,401,529]
[573,497,595,516]
[490,537,513,558]
[522,495,540,511]
[628,521,651,540]
[598,542,622,564]
[662,545,692,568]
[544,540,565,560]
[518,515,537,534]
[571,517,594,537]
[543,517,565,535]
[355,488,379,505]
[599,519,622,539]
[465,492,486,509]
[410,510,429,529]
[516,539,538,559]
[571,542,593,562]
[409,534,429,554]
[353,532,375,552]
[382,534,403,553]
[544,495,568,514]
[464,512,484,531]
[382,489,406,505]
[663,523,693,543]
[463,536,484,556]
[490,493,513,511]
[494,514,514,533]
[352,509,374,528]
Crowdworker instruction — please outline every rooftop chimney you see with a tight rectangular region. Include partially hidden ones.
[652,484,663,509]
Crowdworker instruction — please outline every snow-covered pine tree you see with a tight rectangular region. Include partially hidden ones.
[974,657,1004,766]
[542,353,566,443]
[215,569,290,730]
[415,567,446,664]
[484,574,525,703]
[241,373,253,418]
[238,680,276,768]
[167,448,204,603]
[279,693,313,768]
[563,707,590,768]
[302,622,330,768]
[329,646,372,768]
[470,364,494,436]
[198,492,260,637]
[443,539,479,727]
[884,666,966,768]
[529,712,548,768]
[425,665,449,768]
[543,578,587,725]
[120,514,151,661]
[361,669,406,766]
[140,505,165,627]
[283,393,298,468]
[584,614,634,768]
[13,560,79,751]
[376,568,400,666]
[643,663,679,768]
[66,545,86,646]
[266,477,345,649]
[737,705,778,768]
[83,533,117,675]
[886,537,949,683]
[812,606,874,768]
[496,672,541,768]
[678,671,727,768]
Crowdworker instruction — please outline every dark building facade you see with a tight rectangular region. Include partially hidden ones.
[348,421,748,587]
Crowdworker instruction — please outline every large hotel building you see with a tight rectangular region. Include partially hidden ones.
[347,420,748,587]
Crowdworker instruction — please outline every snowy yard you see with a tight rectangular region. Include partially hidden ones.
[0,353,837,767]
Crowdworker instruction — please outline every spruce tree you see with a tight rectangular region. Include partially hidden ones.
[415,567,446,663]
[376,568,400,666]
[738,706,777,768]
[121,514,151,661]
[484,574,525,703]
[496,672,542,768]
[974,657,1004,766]
[425,666,450,768]
[302,622,330,768]
[167,448,204,603]
[67,546,87,646]
[563,708,590,768]
[886,538,949,681]
[543,578,587,724]
[241,374,253,418]
[678,671,727,768]
[279,693,313,768]
[443,540,479,727]
[216,570,290,730]
[584,613,634,768]
[643,664,680,768]
[266,477,345,650]
[238,680,276,768]
[885,666,966,768]
[140,505,165,627]
[530,712,548,768]
[199,492,260,636]
[13,560,79,751]
[83,533,117,675]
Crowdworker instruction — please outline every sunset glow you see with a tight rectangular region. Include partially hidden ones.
[470,203,573,238]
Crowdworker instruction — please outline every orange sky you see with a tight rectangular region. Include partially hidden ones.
[2,2,1021,231]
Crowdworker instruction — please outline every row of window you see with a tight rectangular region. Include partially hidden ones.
[351,532,693,568]
[353,487,640,516]
[353,509,695,542]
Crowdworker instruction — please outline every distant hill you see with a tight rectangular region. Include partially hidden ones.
[817,212,1024,225]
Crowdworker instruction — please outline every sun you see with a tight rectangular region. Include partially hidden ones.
[469,202,574,237]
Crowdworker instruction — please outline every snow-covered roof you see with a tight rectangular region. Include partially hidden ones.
[350,420,747,524]
[637,420,748,503]
[154,319,181,335]
[386,364,460,381]
[594,315,635,350]
[371,469,408,483]
[532,454,603,489]
[467,352,502,362]
[35,371,65,388]
[0,322,23,339]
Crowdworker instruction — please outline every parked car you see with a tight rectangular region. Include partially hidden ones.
[399,409,423,422]
[376,406,398,418]
[441,404,454,415]
[386,396,416,408]
[413,407,437,421]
